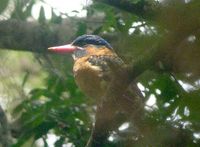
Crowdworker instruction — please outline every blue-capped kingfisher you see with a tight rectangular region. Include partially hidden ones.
[48,35,124,100]
[48,35,143,146]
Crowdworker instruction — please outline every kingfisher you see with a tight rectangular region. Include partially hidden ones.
[48,35,143,146]
[48,35,124,100]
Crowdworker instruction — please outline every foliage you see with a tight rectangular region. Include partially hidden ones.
[11,0,36,20]
[0,0,9,14]
[13,73,91,147]
[0,0,200,146]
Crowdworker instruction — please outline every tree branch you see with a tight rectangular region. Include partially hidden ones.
[94,0,157,19]
[0,19,76,53]
[86,60,145,147]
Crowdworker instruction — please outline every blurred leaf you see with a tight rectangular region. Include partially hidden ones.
[51,8,62,24]
[72,10,79,13]
[103,8,117,31]
[29,88,59,100]
[0,0,8,14]
[34,121,56,139]
[23,0,35,18]
[11,0,35,20]
[93,26,103,34]
[54,137,65,147]
[76,21,87,36]
[21,71,30,88]
[153,74,180,102]
[39,6,46,24]
[180,90,200,121]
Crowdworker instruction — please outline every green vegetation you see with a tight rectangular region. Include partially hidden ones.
[0,0,200,146]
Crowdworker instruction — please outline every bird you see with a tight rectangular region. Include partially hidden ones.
[48,35,124,100]
[48,35,144,146]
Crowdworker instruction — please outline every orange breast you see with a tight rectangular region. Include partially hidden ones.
[73,46,114,99]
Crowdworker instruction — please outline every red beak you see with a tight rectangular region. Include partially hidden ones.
[48,44,77,53]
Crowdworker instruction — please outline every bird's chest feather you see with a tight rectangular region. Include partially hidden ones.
[73,56,109,99]
[72,46,124,99]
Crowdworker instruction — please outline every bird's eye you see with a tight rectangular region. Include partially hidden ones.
[73,49,87,59]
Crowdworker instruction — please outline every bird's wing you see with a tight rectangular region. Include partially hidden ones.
[87,55,124,81]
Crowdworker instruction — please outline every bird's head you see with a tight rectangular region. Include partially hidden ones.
[48,35,113,60]
[48,35,121,99]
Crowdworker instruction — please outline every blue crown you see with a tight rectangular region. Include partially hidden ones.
[72,35,113,50]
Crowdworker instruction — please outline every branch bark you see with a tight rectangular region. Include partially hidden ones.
[0,19,76,53]
[86,61,145,147]
[94,0,157,19]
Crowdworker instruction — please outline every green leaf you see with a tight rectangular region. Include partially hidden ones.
[50,8,62,24]
[55,137,65,147]
[39,6,46,24]
[34,122,56,139]
[76,22,87,36]
[0,0,8,14]
[21,71,30,88]
[180,90,200,121]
